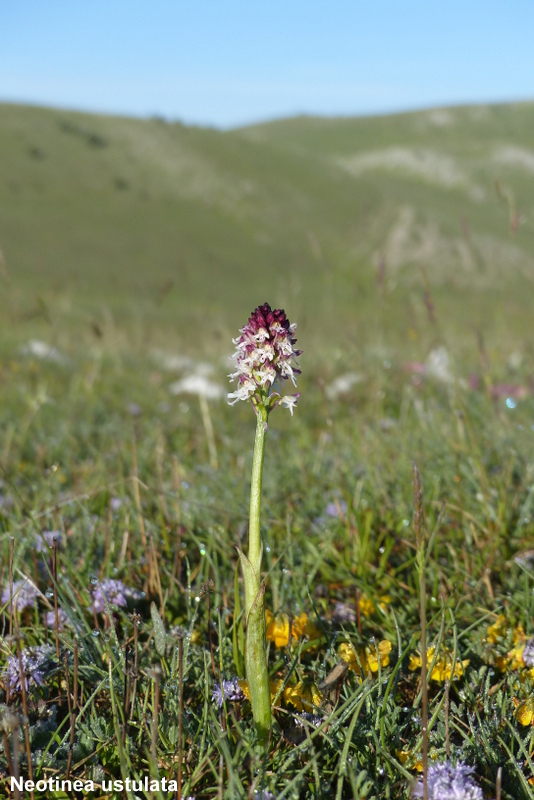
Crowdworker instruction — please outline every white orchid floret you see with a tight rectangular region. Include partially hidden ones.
[279,394,300,415]
[255,366,277,386]
[279,362,298,385]
[258,342,275,361]
[277,339,294,357]
[228,380,256,405]
[254,328,270,342]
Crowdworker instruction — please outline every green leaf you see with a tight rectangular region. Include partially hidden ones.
[233,560,245,677]
[150,601,167,657]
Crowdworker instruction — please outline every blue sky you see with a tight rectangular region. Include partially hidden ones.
[2,1,533,128]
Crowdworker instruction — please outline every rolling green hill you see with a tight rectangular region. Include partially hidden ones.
[0,101,533,356]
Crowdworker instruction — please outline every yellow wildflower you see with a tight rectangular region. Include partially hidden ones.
[409,646,469,682]
[396,749,423,772]
[339,640,392,677]
[190,628,202,645]
[487,614,507,644]
[513,624,527,645]
[304,616,323,641]
[283,681,322,712]
[238,678,282,703]
[265,610,308,648]
[359,595,375,617]
[514,697,534,726]
[506,644,527,671]
[495,626,534,677]
[358,593,391,617]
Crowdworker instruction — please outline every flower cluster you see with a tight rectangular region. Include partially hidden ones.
[92,579,143,613]
[92,578,128,613]
[212,679,245,708]
[339,639,392,677]
[265,610,321,648]
[236,676,322,714]
[412,761,484,800]
[1,579,39,612]
[44,607,71,630]
[397,749,423,772]
[283,680,322,712]
[409,645,469,682]
[514,696,534,726]
[238,678,283,704]
[487,616,534,677]
[35,529,62,553]
[228,303,301,414]
[4,645,54,693]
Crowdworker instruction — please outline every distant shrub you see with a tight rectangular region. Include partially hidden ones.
[58,119,108,148]
[113,176,129,191]
[28,146,46,160]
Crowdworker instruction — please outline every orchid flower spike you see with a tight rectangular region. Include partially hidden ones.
[228,302,301,415]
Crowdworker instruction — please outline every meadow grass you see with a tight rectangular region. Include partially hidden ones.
[1,100,534,799]
[1,298,533,799]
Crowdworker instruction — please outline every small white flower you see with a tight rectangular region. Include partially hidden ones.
[279,395,300,415]
[169,375,224,400]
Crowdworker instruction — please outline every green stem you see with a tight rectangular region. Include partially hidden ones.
[240,403,271,747]
[248,406,267,574]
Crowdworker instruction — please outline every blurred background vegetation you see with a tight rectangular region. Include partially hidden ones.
[1,100,533,367]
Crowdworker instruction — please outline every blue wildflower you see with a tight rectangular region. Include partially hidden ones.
[412,762,484,800]
[2,579,39,612]
[4,645,54,693]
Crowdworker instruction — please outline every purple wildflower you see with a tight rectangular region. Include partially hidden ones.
[4,645,54,693]
[523,637,534,667]
[92,579,128,613]
[2,579,40,612]
[228,303,301,414]
[332,601,357,623]
[92,579,143,613]
[44,608,70,630]
[412,762,484,799]
[35,530,62,553]
[211,678,244,708]
[325,500,348,518]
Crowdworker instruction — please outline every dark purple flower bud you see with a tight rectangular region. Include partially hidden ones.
[228,303,301,413]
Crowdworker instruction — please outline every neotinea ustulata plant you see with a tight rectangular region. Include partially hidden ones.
[228,302,301,746]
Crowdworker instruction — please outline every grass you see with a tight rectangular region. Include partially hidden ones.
[1,100,534,798]
[1,307,534,798]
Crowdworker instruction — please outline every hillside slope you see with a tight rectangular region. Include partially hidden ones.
[0,101,532,351]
